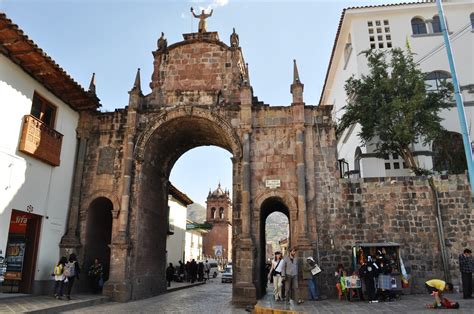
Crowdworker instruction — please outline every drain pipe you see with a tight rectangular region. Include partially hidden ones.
[428,178,450,282]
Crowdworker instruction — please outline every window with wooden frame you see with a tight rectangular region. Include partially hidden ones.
[30,92,57,128]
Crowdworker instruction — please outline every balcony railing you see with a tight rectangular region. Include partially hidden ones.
[19,115,63,166]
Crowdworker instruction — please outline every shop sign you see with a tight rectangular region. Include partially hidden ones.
[9,211,32,234]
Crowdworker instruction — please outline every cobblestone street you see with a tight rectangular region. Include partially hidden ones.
[62,276,474,314]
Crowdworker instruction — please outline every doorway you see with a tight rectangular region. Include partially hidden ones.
[84,197,113,283]
[2,210,42,293]
[258,197,290,298]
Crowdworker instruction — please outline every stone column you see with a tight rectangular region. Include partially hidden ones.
[59,130,88,255]
[296,127,309,244]
[241,131,251,239]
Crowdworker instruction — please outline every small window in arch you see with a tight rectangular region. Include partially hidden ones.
[368,21,373,27]
[432,15,442,33]
[376,20,381,26]
[370,43,376,49]
[370,36,375,42]
[386,34,391,41]
[369,28,374,34]
[385,27,390,33]
[384,20,389,25]
[411,17,427,35]
[378,35,383,41]
[387,42,392,48]
[211,207,216,219]
[219,207,225,219]
[379,42,384,48]
[377,28,382,33]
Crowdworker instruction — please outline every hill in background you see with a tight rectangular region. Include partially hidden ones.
[187,203,206,223]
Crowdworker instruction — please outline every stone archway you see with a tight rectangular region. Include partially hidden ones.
[257,196,292,297]
[110,107,242,300]
[84,197,114,283]
[65,27,339,305]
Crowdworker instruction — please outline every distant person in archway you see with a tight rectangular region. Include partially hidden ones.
[166,263,175,287]
[204,260,211,280]
[88,258,104,294]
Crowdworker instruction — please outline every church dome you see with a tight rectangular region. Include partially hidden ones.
[210,183,225,196]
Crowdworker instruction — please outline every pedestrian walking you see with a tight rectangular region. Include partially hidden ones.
[204,260,211,280]
[63,253,81,300]
[268,251,283,301]
[166,263,174,287]
[88,258,104,294]
[459,248,473,299]
[198,262,204,282]
[52,256,67,299]
[281,247,304,305]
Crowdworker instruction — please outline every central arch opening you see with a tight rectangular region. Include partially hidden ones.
[131,112,240,299]
[259,197,290,298]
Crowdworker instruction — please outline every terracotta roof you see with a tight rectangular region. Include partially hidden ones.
[169,183,193,206]
[0,13,100,110]
[318,1,434,105]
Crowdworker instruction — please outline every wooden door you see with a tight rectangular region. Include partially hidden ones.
[19,214,42,293]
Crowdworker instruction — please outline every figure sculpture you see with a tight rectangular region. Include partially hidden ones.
[230,28,239,47]
[157,32,167,51]
[191,7,213,33]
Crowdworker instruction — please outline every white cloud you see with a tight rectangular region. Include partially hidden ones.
[192,0,229,12]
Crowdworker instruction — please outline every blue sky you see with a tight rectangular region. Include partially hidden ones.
[1,0,408,206]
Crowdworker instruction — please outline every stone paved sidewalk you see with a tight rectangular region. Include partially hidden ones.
[0,294,108,313]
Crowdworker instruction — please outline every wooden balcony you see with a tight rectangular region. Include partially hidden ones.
[19,115,63,166]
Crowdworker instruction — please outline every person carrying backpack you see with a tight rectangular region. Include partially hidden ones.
[53,256,67,299]
[63,253,81,300]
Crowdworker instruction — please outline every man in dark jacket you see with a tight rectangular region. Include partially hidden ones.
[166,263,174,287]
[459,248,473,299]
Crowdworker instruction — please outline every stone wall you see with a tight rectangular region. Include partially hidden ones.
[316,174,473,296]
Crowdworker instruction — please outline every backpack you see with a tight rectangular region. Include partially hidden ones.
[54,264,63,276]
[63,262,75,277]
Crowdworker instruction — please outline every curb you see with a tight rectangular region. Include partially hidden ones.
[166,281,206,293]
[26,296,109,314]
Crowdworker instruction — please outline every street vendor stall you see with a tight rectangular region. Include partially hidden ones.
[351,242,406,301]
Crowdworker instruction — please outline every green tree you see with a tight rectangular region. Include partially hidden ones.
[337,48,452,175]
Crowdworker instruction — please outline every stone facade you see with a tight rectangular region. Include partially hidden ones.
[317,175,473,296]
[59,28,473,305]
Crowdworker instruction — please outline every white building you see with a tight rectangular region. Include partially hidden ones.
[166,184,193,266]
[184,220,209,262]
[0,13,99,293]
[321,0,474,177]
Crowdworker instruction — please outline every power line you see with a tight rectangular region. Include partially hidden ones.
[415,22,471,65]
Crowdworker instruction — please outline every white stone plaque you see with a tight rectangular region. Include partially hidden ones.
[265,179,281,189]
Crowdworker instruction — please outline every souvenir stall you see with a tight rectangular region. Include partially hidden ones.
[350,242,408,301]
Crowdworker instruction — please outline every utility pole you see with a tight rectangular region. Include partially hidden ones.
[436,0,474,195]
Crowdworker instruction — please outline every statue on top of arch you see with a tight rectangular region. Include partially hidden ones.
[191,7,213,33]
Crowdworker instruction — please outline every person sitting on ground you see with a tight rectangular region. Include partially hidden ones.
[425,279,453,308]
[335,264,346,300]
